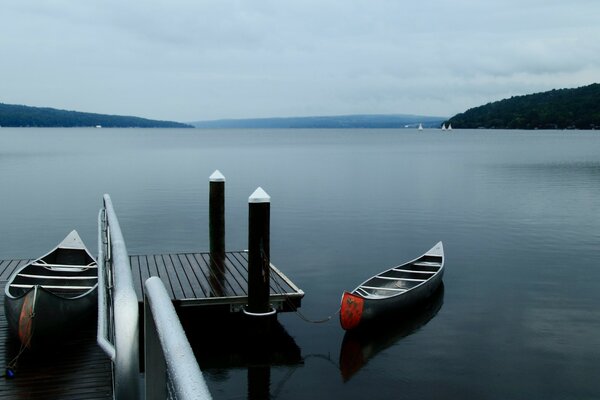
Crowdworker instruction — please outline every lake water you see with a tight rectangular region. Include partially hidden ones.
[1,128,599,399]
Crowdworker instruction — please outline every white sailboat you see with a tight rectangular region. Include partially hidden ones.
[447,123,452,130]
[418,123,423,131]
[441,124,447,130]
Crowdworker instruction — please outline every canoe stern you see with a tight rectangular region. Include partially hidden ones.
[18,286,38,348]
[340,292,365,331]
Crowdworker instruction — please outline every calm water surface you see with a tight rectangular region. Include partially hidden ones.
[1,128,599,399]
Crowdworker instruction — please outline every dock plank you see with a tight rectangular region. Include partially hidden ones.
[130,255,143,300]
[166,254,194,299]
[236,251,296,293]
[0,259,31,281]
[180,254,210,298]
[193,253,238,297]
[147,255,174,299]
[221,253,249,294]
[160,254,187,300]
[136,254,151,299]
[203,253,235,298]
[176,254,207,298]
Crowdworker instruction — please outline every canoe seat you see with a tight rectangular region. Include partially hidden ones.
[358,285,409,298]
[32,261,98,269]
[10,283,95,290]
[375,276,427,282]
[412,261,441,267]
[360,293,390,299]
[391,268,436,275]
[356,286,407,299]
[361,285,407,292]
[17,273,97,280]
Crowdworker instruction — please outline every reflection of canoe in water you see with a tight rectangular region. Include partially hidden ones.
[4,230,98,348]
[340,242,444,330]
[339,285,444,382]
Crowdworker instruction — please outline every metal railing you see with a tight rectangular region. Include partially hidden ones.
[97,194,140,399]
[97,194,212,399]
[144,276,212,400]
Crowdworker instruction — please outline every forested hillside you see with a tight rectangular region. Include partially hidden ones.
[447,84,600,129]
[0,103,191,128]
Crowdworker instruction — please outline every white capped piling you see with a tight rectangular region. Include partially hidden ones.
[244,187,274,316]
[209,170,226,296]
[209,170,226,261]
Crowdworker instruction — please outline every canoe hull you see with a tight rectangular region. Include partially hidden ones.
[3,230,98,348]
[341,270,443,330]
[4,285,97,348]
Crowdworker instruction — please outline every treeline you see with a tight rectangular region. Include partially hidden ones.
[447,83,600,129]
[0,103,191,128]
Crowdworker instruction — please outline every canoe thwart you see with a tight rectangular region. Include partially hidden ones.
[32,261,98,270]
[17,273,98,280]
[10,284,96,290]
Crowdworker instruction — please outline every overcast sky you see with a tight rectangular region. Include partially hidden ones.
[1,1,598,122]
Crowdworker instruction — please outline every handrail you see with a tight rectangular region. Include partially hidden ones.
[97,207,115,360]
[97,194,140,399]
[144,276,212,400]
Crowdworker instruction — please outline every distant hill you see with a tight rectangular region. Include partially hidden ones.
[191,114,447,129]
[446,83,600,129]
[0,103,191,128]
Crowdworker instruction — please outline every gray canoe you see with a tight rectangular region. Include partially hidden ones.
[340,242,444,330]
[4,230,98,348]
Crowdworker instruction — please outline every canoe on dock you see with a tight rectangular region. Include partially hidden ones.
[4,230,98,348]
[340,242,444,330]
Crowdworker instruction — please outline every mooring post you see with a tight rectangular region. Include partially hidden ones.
[209,170,226,296]
[244,187,274,317]
[248,365,271,400]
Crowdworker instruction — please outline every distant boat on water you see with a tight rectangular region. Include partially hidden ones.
[441,124,447,130]
[417,123,423,131]
[447,123,452,130]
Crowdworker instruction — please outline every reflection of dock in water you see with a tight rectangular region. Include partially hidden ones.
[339,284,444,382]
[181,312,303,400]
[182,312,302,369]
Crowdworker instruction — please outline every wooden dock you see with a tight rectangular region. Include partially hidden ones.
[0,175,306,398]
[0,250,303,399]
[129,250,303,311]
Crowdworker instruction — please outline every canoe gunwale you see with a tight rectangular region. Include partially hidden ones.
[350,242,444,301]
[4,230,98,301]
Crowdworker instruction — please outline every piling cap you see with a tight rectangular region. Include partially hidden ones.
[249,187,270,203]
[209,170,226,182]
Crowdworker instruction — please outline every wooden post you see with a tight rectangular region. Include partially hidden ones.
[248,365,271,400]
[209,170,226,297]
[245,187,273,316]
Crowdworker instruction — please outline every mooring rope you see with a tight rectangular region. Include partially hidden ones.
[292,306,340,324]
[4,309,35,378]
[268,270,340,324]
[3,285,38,379]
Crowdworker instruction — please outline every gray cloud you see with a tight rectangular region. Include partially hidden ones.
[1,0,599,121]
